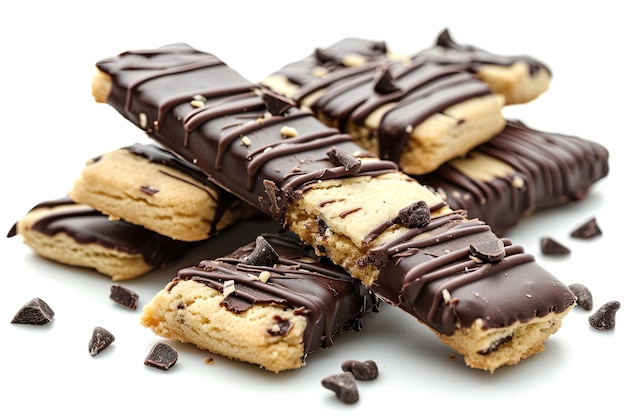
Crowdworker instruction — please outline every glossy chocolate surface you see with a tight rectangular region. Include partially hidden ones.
[172,232,379,357]
[96,44,576,336]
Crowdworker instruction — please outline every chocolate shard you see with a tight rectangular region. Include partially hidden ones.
[541,237,571,255]
[327,147,361,173]
[110,284,139,310]
[242,235,279,266]
[11,297,55,325]
[571,217,602,239]
[373,64,401,94]
[144,342,178,370]
[88,326,115,357]
[397,200,430,228]
[262,89,295,116]
[469,238,506,263]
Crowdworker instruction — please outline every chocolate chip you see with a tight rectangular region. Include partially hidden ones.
[262,90,295,116]
[373,65,400,94]
[242,235,279,266]
[589,301,620,330]
[568,283,593,311]
[321,372,359,404]
[11,297,54,325]
[357,248,388,268]
[341,360,379,381]
[327,147,361,173]
[110,284,139,310]
[88,326,115,357]
[144,342,178,370]
[571,217,602,239]
[540,237,571,255]
[398,200,430,229]
[469,238,505,263]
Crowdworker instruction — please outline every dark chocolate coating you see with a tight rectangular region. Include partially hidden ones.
[8,195,194,268]
[172,231,379,358]
[95,44,576,337]
[418,120,609,235]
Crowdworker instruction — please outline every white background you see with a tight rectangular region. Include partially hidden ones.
[1,1,623,414]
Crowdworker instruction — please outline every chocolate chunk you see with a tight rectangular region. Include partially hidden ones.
[469,238,505,263]
[327,147,361,173]
[11,297,54,325]
[144,342,178,370]
[242,235,279,266]
[541,237,571,255]
[568,283,593,311]
[571,217,602,239]
[341,360,379,381]
[397,200,430,229]
[589,301,620,330]
[88,326,115,356]
[321,372,359,404]
[373,65,400,94]
[110,284,139,310]
[262,90,295,116]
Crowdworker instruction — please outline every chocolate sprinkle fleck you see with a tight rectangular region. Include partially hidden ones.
[568,283,593,311]
[242,235,279,266]
[469,238,506,263]
[110,285,139,310]
[398,200,430,229]
[88,326,115,357]
[11,297,55,325]
[540,237,571,255]
[589,301,620,330]
[321,372,359,404]
[571,217,602,239]
[144,342,178,370]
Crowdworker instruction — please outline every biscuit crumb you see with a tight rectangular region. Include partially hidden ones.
[280,126,298,138]
[223,280,235,297]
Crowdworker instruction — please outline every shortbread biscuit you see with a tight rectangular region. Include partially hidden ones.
[141,232,379,372]
[93,44,576,372]
[70,143,256,241]
[263,37,506,175]
[418,120,610,235]
[7,196,195,280]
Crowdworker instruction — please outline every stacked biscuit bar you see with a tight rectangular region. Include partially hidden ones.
[89,36,597,373]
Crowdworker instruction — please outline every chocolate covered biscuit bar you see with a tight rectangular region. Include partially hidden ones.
[140,231,379,372]
[418,120,609,235]
[93,44,576,372]
[8,196,196,280]
[71,143,257,242]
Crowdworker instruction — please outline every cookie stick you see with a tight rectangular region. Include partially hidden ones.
[418,120,610,235]
[140,231,379,373]
[92,44,576,372]
[70,143,258,242]
[7,196,196,280]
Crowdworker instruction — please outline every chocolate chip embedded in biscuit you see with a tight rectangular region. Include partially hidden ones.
[110,284,139,310]
[321,372,359,404]
[570,217,602,239]
[327,147,362,173]
[11,297,55,325]
[88,326,115,357]
[144,342,178,370]
[262,89,295,116]
[373,65,401,94]
[242,235,279,266]
[469,238,505,263]
[398,200,430,229]
[540,237,571,255]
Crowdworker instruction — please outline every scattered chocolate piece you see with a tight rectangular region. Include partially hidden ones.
[88,326,115,356]
[11,297,54,325]
[398,200,430,228]
[110,284,139,310]
[589,301,620,330]
[327,147,361,173]
[242,235,279,266]
[144,342,178,370]
[568,283,593,311]
[321,372,359,404]
[262,89,295,116]
[541,237,571,255]
[571,217,602,239]
[373,64,401,94]
[341,360,379,381]
[469,238,506,263]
